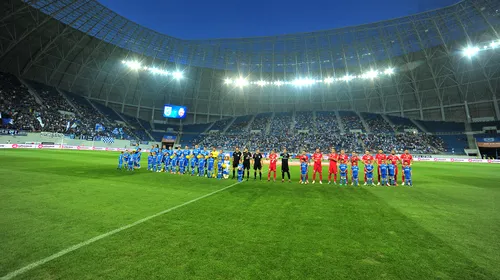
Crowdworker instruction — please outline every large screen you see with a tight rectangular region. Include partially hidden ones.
[163,104,187,119]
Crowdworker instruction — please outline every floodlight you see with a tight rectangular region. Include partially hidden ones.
[224,78,233,84]
[125,61,142,70]
[384,68,395,75]
[490,41,499,48]
[235,77,249,87]
[256,80,267,87]
[463,46,480,58]
[172,71,183,80]
[341,75,354,82]
[324,77,334,84]
[274,81,283,86]
[363,70,378,79]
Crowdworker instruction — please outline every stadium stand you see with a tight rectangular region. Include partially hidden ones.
[90,100,122,122]
[361,112,394,133]
[154,122,180,132]
[182,123,211,134]
[339,111,364,131]
[0,72,39,130]
[249,113,272,132]
[210,118,233,131]
[416,120,466,133]
[316,111,341,134]
[226,115,252,133]
[294,111,314,132]
[470,121,500,131]
[270,112,292,135]
[386,115,420,132]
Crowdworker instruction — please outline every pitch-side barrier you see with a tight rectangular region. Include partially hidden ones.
[1,143,499,165]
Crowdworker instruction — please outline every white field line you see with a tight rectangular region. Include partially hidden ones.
[1,178,252,280]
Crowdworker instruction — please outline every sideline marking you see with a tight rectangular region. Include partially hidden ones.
[1,180,247,280]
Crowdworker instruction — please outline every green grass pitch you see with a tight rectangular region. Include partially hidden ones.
[1,149,499,279]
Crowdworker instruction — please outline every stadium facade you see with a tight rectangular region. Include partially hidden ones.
[0,0,499,124]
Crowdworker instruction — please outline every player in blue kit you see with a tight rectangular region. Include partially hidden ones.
[171,148,179,174]
[217,160,223,179]
[117,151,124,170]
[198,155,206,177]
[147,152,153,171]
[380,160,388,186]
[127,151,135,171]
[183,146,190,172]
[300,161,308,184]
[387,161,396,186]
[352,165,359,186]
[179,154,186,174]
[207,156,215,178]
[403,163,413,187]
[190,146,200,176]
[135,148,142,169]
[365,161,375,186]
[237,162,244,182]
[339,160,348,186]
[156,151,163,172]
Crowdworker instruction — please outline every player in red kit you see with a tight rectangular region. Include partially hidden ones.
[312,148,323,184]
[267,150,278,182]
[375,150,387,185]
[387,150,400,186]
[400,149,413,185]
[328,148,339,184]
[350,152,360,185]
[361,150,374,185]
[339,150,349,184]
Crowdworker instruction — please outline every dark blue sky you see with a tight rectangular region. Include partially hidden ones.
[98,0,458,39]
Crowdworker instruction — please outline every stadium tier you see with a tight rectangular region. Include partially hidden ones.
[361,112,394,133]
[249,113,273,132]
[386,115,420,132]
[416,120,466,133]
[339,111,364,131]
[270,112,293,135]
[182,123,211,134]
[226,115,253,133]
[210,118,234,132]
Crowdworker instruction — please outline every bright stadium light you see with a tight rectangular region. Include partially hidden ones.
[256,80,267,87]
[363,70,379,79]
[172,71,183,80]
[224,78,233,84]
[324,77,334,84]
[274,80,283,86]
[235,77,249,87]
[384,68,395,75]
[341,75,354,82]
[490,41,499,49]
[292,78,316,87]
[463,46,480,58]
[124,61,142,70]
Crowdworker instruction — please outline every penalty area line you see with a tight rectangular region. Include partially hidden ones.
[1,180,245,280]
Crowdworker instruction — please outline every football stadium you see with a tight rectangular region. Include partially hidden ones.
[1,0,500,279]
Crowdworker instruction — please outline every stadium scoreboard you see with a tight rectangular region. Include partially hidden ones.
[163,104,187,119]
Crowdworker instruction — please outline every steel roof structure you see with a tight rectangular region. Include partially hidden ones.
[0,0,499,124]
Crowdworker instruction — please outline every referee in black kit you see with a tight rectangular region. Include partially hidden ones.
[281,148,291,183]
[232,147,242,179]
[242,147,252,180]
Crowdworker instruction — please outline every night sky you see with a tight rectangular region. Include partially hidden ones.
[98,0,459,39]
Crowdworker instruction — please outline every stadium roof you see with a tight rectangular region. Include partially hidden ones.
[0,0,499,122]
[21,0,500,71]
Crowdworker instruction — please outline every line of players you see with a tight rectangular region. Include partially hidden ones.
[117,144,413,186]
[300,148,413,186]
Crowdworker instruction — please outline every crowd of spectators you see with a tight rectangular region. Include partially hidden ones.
[294,112,315,132]
[364,115,394,133]
[210,118,233,131]
[270,114,292,135]
[0,72,135,140]
[361,133,443,154]
[392,124,418,132]
[197,132,249,150]
[0,72,42,131]
[316,112,341,134]
[250,114,271,132]
[340,115,364,131]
